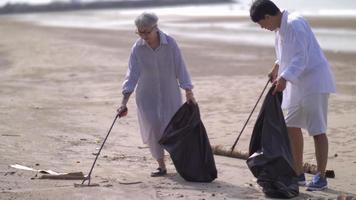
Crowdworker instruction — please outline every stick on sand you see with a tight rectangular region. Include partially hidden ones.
[211,145,335,178]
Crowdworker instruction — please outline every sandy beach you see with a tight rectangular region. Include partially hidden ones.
[1,9,356,199]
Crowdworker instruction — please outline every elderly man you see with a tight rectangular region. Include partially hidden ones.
[117,12,196,177]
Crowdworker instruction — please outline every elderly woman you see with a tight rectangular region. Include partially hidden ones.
[117,12,196,177]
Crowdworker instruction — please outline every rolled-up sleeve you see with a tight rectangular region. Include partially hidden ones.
[122,46,140,94]
[280,24,307,83]
[172,39,193,90]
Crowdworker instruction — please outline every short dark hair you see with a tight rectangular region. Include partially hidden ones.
[250,0,280,22]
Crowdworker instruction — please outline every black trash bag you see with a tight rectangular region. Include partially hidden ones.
[246,86,299,198]
[159,102,217,182]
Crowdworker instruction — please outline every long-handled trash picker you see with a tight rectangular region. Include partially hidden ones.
[75,111,124,187]
[212,79,336,178]
[230,79,270,153]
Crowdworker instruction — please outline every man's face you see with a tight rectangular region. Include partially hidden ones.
[257,15,277,31]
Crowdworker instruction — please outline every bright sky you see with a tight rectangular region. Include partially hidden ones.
[0,0,68,6]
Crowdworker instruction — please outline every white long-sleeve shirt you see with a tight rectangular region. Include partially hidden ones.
[275,11,336,109]
[122,30,193,157]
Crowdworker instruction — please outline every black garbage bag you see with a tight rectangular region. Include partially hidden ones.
[159,102,217,182]
[246,86,299,198]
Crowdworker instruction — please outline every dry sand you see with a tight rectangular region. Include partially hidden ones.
[0,13,356,199]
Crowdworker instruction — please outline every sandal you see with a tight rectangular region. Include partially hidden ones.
[150,168,167,177]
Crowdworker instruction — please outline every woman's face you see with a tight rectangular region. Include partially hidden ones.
[136,25,158,44]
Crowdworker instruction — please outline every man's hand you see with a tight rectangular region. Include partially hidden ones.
[268,63,279,83]
[272,76,287,95]
[117,105,128,118]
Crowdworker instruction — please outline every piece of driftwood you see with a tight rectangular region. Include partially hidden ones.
[211,145,249,160]
[337,195,356,200]
[211,145,335,178]
[118,181,142,185]
[74,183,100,187]
[39,172,86,180]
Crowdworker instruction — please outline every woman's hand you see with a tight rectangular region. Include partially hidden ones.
[117,93,131,117]
[117,105,128,118]
[185,90,196,104]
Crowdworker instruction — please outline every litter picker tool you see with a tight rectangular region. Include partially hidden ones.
[76,111,124,187]
[230,79,270,153]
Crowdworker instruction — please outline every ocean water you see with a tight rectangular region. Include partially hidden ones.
[2,0,356,14]
[3,0,356,52]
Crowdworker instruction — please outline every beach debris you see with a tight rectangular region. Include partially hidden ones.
[116,176,142,185]
[4,171,16,176]
[211,145,336,178]
[10,164,58,174]
[2,134,21,137]
[337,194,356,200]
[10,164,86,180]
[303,163,335,178]
[103,184,113,187]
[39,172,85,180]
[118,180,142,185]
[74,183,100,187]
[211,145,249,159]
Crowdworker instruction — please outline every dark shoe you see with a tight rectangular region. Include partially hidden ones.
[298,173,306,186]
[306,172,328,191]
[150,168,167,177]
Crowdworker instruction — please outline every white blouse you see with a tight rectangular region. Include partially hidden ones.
[275,11,336,109]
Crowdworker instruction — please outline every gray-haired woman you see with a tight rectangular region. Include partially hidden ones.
[117,12,196,177]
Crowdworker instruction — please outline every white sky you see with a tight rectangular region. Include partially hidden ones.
[0,0,63,6]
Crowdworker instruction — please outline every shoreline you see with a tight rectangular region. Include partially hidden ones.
[0,0,233,15]
[3,9,356,53]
